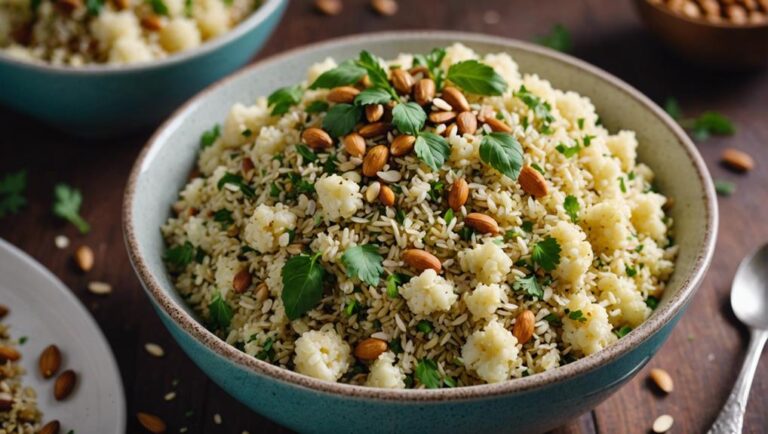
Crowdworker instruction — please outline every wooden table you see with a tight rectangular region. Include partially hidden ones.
[1,0,766,432]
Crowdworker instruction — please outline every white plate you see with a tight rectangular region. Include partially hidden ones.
[0,238,126,433]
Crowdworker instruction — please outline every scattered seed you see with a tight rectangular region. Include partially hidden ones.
[39,344,62,379]
[87,281,112,295]
[721,148,754,172]
[54,235,70,249]
[74,245,94,272]
[483,9,501,24]
[145,343,165,358]
[370,0,397,16]
[649,368,674,393]
[164,391,176,401]
[213,413,222,425]
[652,414,674,433]
[314,0,341,15]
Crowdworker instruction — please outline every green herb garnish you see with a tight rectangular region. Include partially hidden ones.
[85,0,105,15]
[309,60,366,90]
[147,0,168,15]
[354,88,392,106]
[415,358,442,389]
[414,132,451,171]
[479,132,524,180]
[563,195,580,223]
[52,184,90,233]
[512,275,543,299]
[356,51,397,97]
[200,124,220,148]
[413,48,447,89]
[281,253,326,320]
[305,100,329,114]
[0,170,26,218]
[267,85,303,116]
[443,208,454,225]
[544,313,562,326]
[514,86,555,133]
[568,309,586,322]
[625,265,638,277]
[615,325,632,338]
[392,102,426,135]
[341,244,384,286]
[714,179,736,196]
[555,142,580,158]
[386,273,408,299]
[664,97,682,120]
[322,103,362,138]
[296,144,318,163]
[446,60,507,96]
[535,24,572,52]
[645,296,659,310]
[164,241,195,268]
[417,320,433,334]
[213,209,234,229]
[256,337,275,361]
[532,236,561,271]
[217,173,255,198]
[208,291,233,330]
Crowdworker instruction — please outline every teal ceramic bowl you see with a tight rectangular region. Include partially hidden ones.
[0,0,286,137]
[123,32,718,434]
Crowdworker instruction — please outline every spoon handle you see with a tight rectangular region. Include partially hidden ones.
[708,329,768,434]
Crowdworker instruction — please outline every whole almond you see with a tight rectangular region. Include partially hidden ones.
[74,245,94,272]
[0,305,8,319]
[649,368,674,393]
[448,178,469,211]
[327,86,360,104]
[441,87,470,112]
[391,68,414,95]
[365,104,384,123]
[354,338,388,360]
[358,122,390,138]
[370,0,398,16]
[402,249,442,272]
[241,157,255,181]
[429,111,457,124]
[390,134,416,157]
[362,145,389,177]
[518,166,548,198]
[0,345,21,362]
[484,116,513,133]
[456,111,477,135]
[512,310,535,344]
[301,127,333,149]
[39,420,60,434]
[54,370,76,401]
[39,345,62,379]
[314,0,342,15]
[464,213,499,235]
[721,148,754,172]
[232,269,252,294]
[112,0,129,9]
[137,412,167,434]
[408,65,429,77]
[140,14,163,31]
[342,132,366,157]
[379,185,395,207]
[413,78,436,105]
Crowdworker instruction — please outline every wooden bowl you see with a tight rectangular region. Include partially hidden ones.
[634,0,768,69]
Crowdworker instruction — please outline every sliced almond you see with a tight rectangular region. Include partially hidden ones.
[358,122,390,138]
[649,368,674,393]
[144,343,165,358]
[140,14,163,31]
[137,412,167,434]
[232,269,252,294]
[365,181,381,203]
[362,145,389,177]
[429,111,457,124]
[721,148,754,172]
[448,178,469,211]
[484,116,513,133]
[512,310,535,344]
[652,414,674,433]
[54,370,76,401]
[301,127,333,149]
[402,249,442,272]
[314,0,342,15]
[440,87,470,112]
[413,78,435,105]
[379,185,395,207]
[0,345,21,362]
[327,86,360,104]
[353,338,388,360]
[518,166,548,198]
[87,281,112,295]
[443,123,458,138]
[74,245,94,273]
[391,68,414,95]
[39,345,62,379]
[390,134,416,157]
[241,157,255,182]
[365,104,384,123]
[464,213,499,234]
[342,132,366,157]
[39,420,60,434]
[456,111,478,135]
[370,0,398,16]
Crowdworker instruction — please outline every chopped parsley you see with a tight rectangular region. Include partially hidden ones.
[323,153,339,174]
[563,195,580,223]
[577,118,585,130]
[213,209,234,228]
[615,325,632,338]
[296,144,318,163]
[535,24,572,52]
[443,208,454,225]
[164,241,195,268]
[714,179,735,196]
[645,296,659,310]
[625,265,638,277]
[281,252,326,320]
[416,320,433,334]
[415,358,442,389]
[343,299,361,317]
[389,338,403,354]
[531,163,545,175]
[568,309,587,322]
[267,85,303,116]
[147,0,168,15]
[544,313,562,326]
[386,273,409,298]
[555,142,580,158]
[531,236,561,271]
[341,244,384,286]
[514,86,555,133]
[255,337,275,361]
[512,275,543,299]
[0,170,27,218]
[208,291,233,330]
[446,60,508,96]
[217,173,255,198]
[85,0,104,15]
[619,176,627,193]
[356,51,398,98]
[479,132,524,180]
[52,184,90,233]
[521,221,534,233]
[428,181,445,201]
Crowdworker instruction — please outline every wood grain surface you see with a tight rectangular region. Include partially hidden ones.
[1,0,766,432]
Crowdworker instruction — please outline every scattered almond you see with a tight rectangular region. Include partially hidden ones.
[0,345,21,362]
[370,0,398,16]
[74,245,94,273]
[379,185,395,207]
[518,166,548,198]
[342,132,366,157]
[464,213,499,235]
[39,420,60,434]
[402,249,442,272]
[137,412,167,434]
[0,305,7,319]
[456,111,477,135]
[354,338,388,360]
[39,345,62,379]
[649,368,674,393]
[721,148,754,172]
[314,0,342,15]
[652,414,674,433]
[512,310,535,344]
[145,343,165,358]
[390,134,416,157]
[484,116,513,133]
[365,104,384,123]
[365,182,381,203]
[440,87,470,112]
[254,282,269,302]
[301,127,333,149]
[391,68,414,94]
[358,122,390,138]
[362,145,389,177]
[87,281,112,295]
[327,86,360,104]
[140,14,163,31]
[53,370,76,401]
[413,78,435,105]
[448,178,469,211]
[232,269,252,293]
[429,111,457,124]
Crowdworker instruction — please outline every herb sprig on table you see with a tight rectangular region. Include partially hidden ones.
[664,97,735,141]
[52,183,90,233]
[535,24,572,52]
[0,170,27,218]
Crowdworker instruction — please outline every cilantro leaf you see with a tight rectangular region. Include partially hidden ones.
[512,275,543,299]
[615,325,632,338]
[413,47,447,89]
[446,60,507,96]
[356,51,396,97]
[52,184,90,233]
[392,102,426,135]
[417,320,433,334]
[479,132,524,180]
[0,170,27,218]
[714,179,735,196]
[414,132,450,171]
[200,124,220,148]
[664,97,682,121]
[354,88,392,106]
[415,358,442,389]
[645,296,659,310]
[213,209,234,228]
[85,0,105,15]
[296,144,318,163]
[692,112,735,140]
[443,208,454,225]
[309,60,366,90]
[535,24,572,52]
[281,253,326,320]
[385,273,409,298]
[563,195,580,223]
[568,309,587,322]
[305,100,329,114]
[267,85,303,116]
[322,103,362,138]
[164,241,195,268]
[217,173,255,198]
[555,142,580,158]
[532,236,561,271]
[148,0,168,15]
[208,291,233,330]
[514,86,555,133]
[341,244,384,286]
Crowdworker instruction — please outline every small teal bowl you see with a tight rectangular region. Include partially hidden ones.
[0,0,286,137]
[123,32,718,434]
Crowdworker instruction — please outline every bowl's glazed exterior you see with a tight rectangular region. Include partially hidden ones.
[0,0,286,137]
[124,32,718,434]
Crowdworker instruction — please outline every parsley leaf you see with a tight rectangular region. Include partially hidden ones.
[414,132,450,171]
[267,85,303,116]
[208,291,233,330]
[322,103,362,138]
[417,320,433,334]
[356,51,396,97]
[443,208,454,225]
[164,241,195,268]
[413,47,447,89]
[544,313,562,326]
[563,195,580,223]
[256,337,275,361]
[691,112,735,140]
[354,88,392,106]
[645,296,659,310]
[305,100,329,114]
[664,97,682,120]
[147,0,168,15]
[625,265,638,277]
[281,253,326,320]
[0,170,27,218]
[479,132,524,180]
[568,309,587,322]
[446,60,507,96]
[309,60,366,90]
[386,273,409,298]
[213,209,234,228]
[514,86,555,133]
[217,173,255,198]
[535,24,572,52]
[512,275,543,299]
[392,102,426,135]
[200,124,220,148]
[415,358,442,389]
[341,244,384,286]
[714,179,736,196]
[85,0,105,15]
[555,142,580,158]
[532,236,561,271]
[52,184,90,233]
[615,325,632,338]
[296,144,318,163]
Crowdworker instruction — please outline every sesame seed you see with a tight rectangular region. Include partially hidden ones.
[54,235,70,249]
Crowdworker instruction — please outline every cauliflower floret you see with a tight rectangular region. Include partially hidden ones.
[561,292,617,356]
[464,283,505,320]
[555,91,597,128]
[90,10,141,50]
[630,192,667,242]
[158,17,201,54]
[582,144,623,198]
[222,100,271,148]
[194,0,230,39]
[459,241,513,285]
[294,330,352,382]
[482,52,520,87]
[315,174,363,221]
[242,204,297,253]
[251,126,288,157]
[598,274,650,327]
[605,131,638,172]
[461,319,520,383]
[582,201,631,254]
[449,134,480,166]
[550,221,593,287]
[399,269,457,315]
[306,57,337,84]
[108,36,153,64]
[365,352,405,389]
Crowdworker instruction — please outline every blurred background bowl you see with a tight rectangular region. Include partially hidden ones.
[0,0,286,138]
[634,0,768,69]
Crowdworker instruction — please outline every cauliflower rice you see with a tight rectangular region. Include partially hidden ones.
[0,324,41,434]
[161,44,677,388]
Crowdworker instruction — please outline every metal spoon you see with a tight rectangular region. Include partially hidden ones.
[708,243,768,434]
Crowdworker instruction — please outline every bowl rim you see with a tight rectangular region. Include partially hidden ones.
[123,30,718,402]
[636,0,768,30]
[0,0,285,75]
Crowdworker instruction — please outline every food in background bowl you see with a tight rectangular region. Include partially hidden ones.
[161,44,677,388]
[0,0,261,65]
